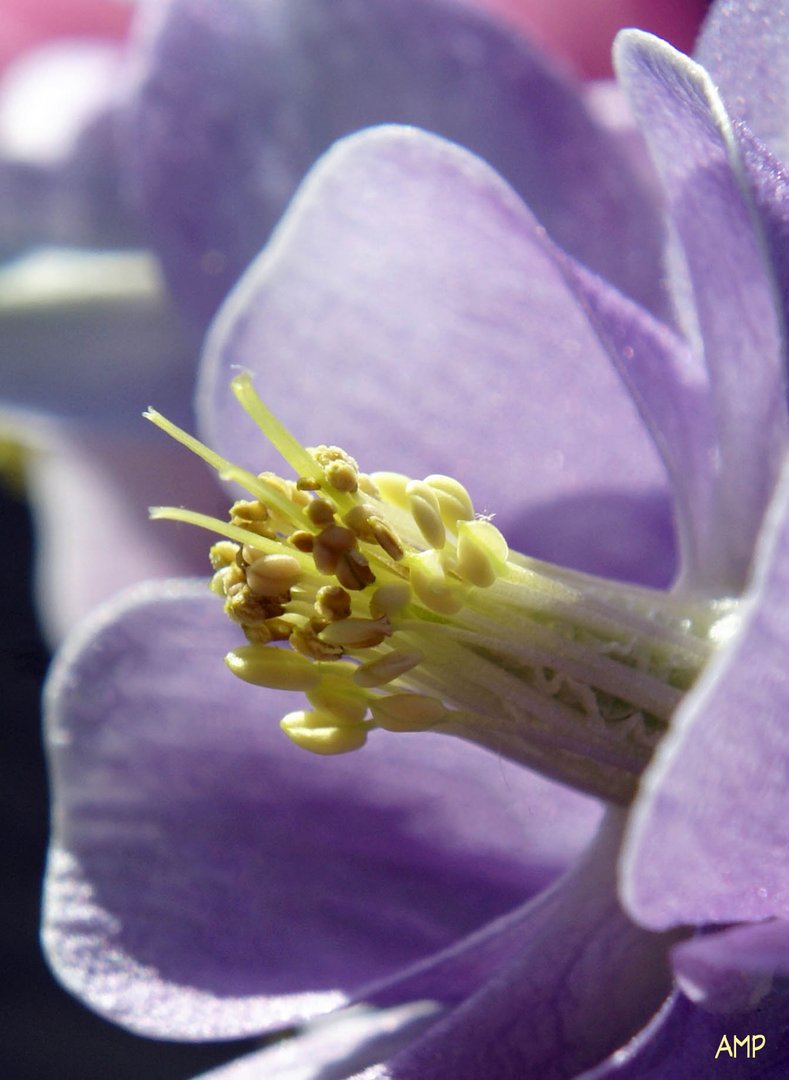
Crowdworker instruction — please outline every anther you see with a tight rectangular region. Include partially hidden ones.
[280,709,369,754]
[353,649,424,688]
[369,583,411,618]
[289,529,315,553]
[424,474,475,525]
[318,615,392,649]
[315,584,352,622]
[409,550,468,615]
[406,481,446,550]
[370,693,448,732]
[307,498,335,527]
[225,645,320,690]
[246,553,302,597]
[335,549,376,590]
[370,471,412,508]
[456,519,508,588]
[313,524,357,574]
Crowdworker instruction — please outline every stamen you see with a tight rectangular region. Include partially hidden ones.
[147,378,737,805]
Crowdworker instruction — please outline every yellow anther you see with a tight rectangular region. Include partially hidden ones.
[289,529,315,553]
[406,480,446,550]
[409,550,468,615]
[325,459,358,493]
[357,473,379,497]
[371,693,448,732]
[307,665,369,722]
[296,476,322,491]
[370,471,412,509]
[230,498,268,522]
[424,474,475,525]
[456,518,509,587]
[225,645,321,690]
[280,710,369,755]
[315,584,352,622]
[307,498,335,526]
[246,553,302,597]
[225,588,285,626]
[353,649,424,688]
[319,615,392,649]
[210,541,241,569]
[369,583,412,618]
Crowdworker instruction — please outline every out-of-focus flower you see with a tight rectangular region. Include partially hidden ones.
[0,0,709,642]
[40,0,789,1074]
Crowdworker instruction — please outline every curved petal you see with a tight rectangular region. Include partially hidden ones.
[196,1003,441,1080]
[695,0,789,164]
[614,30,789,593]
[125,0,666,328]
[580,985,789,1078]
[0,248,194,426]
[42,580,599,1039]
[735,125,789,350]
[361,811,673,1079]
[622,459,789,929]
[672,922,789,1014]
[556,255,718,589]
[198,124,673,586]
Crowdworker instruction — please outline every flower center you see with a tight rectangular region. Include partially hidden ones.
[147,374,738,805]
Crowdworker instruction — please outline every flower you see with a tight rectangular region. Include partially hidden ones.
[1,0,703,642]
[40,0,789,1073]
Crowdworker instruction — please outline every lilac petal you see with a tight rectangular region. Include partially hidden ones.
[735,124,789,348]
[25,424,222,643]
[556,256,719,589]
[0,248,194,426]
[672,922,789,1014]
[622,460,789,929]
[695,0,789,163]
[366,811,672,1078]
[581,986,789,1078]
[0,41,136,253]
[43,580,599,1039]
[126,0,666,328]
[615,31,789,593]
[199,124,673,585]
[195,1004,441,1080]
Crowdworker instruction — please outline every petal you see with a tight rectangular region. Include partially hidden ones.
[622,459,789,929]
[695,0,789,163]
[614,31,789,593]
[196,1003,441,1080]
[0,248,194,425]
[556,256,719,589]
[365,811,673,1078]
[672,922,789,1014]
[198,124,673,586]
[735,124,789,351]
[43,580,599,1039]
[25,424,222,643]
[125,0,666,328]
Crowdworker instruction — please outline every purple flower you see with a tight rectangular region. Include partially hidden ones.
[41,2,789,1077]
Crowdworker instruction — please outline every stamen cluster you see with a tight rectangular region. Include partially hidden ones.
[147,374,735,804]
